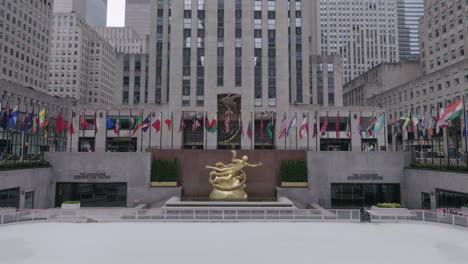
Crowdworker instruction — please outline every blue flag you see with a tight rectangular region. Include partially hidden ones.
[106,115,115,130]
[372,115,385,134]
[142,115,151,133]
[22,110,35,131]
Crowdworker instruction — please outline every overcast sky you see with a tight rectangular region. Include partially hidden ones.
[107,0,126,27]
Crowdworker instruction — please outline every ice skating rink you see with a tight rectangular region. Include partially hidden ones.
[1,222,467,264]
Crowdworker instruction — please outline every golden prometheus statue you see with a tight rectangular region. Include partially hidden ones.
[206,150,263,200]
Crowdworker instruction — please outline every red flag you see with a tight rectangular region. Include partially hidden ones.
[247,120,252,140]
[320,115,328,137]
[68,113,75,135]
[114,118,120,134]
[178,113,186,133]
[299,116,308,140]
[152,114,161,133]
[335,112,339,138]
[55,112,67,133]
[93,112,98,134]
[79,112,88,130]
[165,116,172,131]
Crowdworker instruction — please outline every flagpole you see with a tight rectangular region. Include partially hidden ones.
[384,112,387,152]
[171,112,174,149]
[250,112,253,150]
[204,112,207,149]
[140,109,144,152]
[284,112,287,150]
[149,112,152,150]
[106,109,108,152]
[295,112,298,150]
[307,112,310,150]
[326,111,329,151]
[160,112,163,149]
[316,111,318,152]
[463,95,468,166]
[337,111,340,151]
[70,110,73,153]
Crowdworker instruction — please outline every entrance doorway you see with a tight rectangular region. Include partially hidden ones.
[331,183,400,208]
[55,183,127,207]
[24,191,34,209]
[421,192,431,209]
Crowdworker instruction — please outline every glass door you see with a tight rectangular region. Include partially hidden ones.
[24,191,34,209]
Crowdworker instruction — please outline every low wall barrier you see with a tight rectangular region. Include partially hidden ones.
[0,208,360,225]
[367,208,468,229]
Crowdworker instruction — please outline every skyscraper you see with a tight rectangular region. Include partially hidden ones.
[125,0,152,38]
[53,0,108,27]
[397,0,424,61]
[0,0,54,92]
[318,0,399,84]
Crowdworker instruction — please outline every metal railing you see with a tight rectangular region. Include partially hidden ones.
[0,208,361,225]
[369,208,468,229]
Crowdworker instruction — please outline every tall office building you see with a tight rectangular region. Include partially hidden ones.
[53,0,107,27]
[147,0,342,108]
[125,0,151,38]
[419,0,468,75]
[48,13,117,104]
[397,0,424,61]
[318,0,399,84]
[95,27,147,54]
[0,0,54,93]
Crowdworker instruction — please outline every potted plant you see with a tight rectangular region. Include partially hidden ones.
[280,160,308,187]
[150,159,179,187]
[61,201,81,210]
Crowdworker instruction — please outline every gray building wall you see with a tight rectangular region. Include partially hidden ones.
[45,152,180,207]
[404,168,468,209]
[0,168,53,209]
[278,152,411,208]
[125,0,152,38]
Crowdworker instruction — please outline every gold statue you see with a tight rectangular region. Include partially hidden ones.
[206,151,262,200]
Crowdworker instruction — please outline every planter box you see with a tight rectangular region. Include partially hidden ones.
[61,203,81,210]
[151,181,178,187]
[281,182,308,187]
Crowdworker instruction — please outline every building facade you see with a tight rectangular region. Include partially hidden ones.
[419,0,468,75]
[343,61,423,107]
[48,13,117,105]
[125,0,152,39]
[116,53,150,105]
[318,0,400,84]
[0,0,54,93]
[397,0,424,61]
[95,27,147,54]
[53,0,107,27]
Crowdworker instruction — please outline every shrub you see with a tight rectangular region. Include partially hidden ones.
[376,203,402,208]
[0,161,50,170]
[280,160,307,182]
[410,163,468,172]
[151,159,179,182]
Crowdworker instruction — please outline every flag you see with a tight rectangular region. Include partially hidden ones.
[372,115,385,135]
[1,100,9,129]
[79,112,88,130]
[21,106,29,131]
[357,115,363,138]
[165,116,172,131]
[55,112,67,133]
[365,117,376,137]
[320,115,328,137]
[260,116,264,140]
[43,112,49,138]
[32,115,38,133]
[68,113,75,135]
[106,114,116,130]
[131,113,144,136]
[436,106,442,134]
[39,108,46,129]
[192,114,201,131]
[312,118,317,138]
[239,117,243,137]
[130,115,136,130]
[142,115,151,133]
[178,113,186,133]
[345,113,351,138]
[396,112,411,130]
[22,110,34,131]
[428,112,434,137]
[278,114,287,139]
[286,113,297,137]
[299,116,308,140]
[442,98,464,121]
[8,103,18,129]
[204,114,217,133]
[335,112,339,138]
[152,113,161,133]
[93,112,98,134]
[411,112,419,132]
[247,119,252,140]
[267,113,274,138]
[114,117,120,134]
[421,113,427,137]
[225,111,231,135]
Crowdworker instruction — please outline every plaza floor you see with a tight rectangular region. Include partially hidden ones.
[0,222,467,264]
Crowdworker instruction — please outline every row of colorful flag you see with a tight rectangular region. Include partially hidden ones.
[0,98,69,137]
[394,98,465,137]
[77,111,387,140]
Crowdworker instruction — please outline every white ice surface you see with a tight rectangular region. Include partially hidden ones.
[0,222,467,264]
